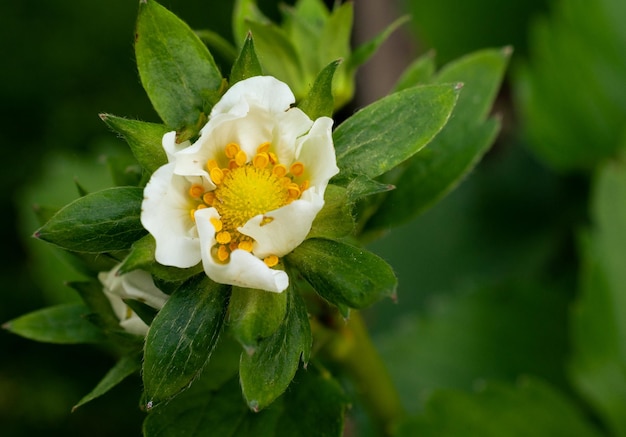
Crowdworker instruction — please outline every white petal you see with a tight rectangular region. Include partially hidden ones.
[272,108,314,165]
[118,270,169,310]
[240,189,325,258]
[295,116,339,195]
[195,209,288,293]
[163,131,191,162]
[119,316,150,337]
[212,76,295,117]
[141,164,201,268]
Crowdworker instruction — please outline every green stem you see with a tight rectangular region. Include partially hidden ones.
[321,311,406,435]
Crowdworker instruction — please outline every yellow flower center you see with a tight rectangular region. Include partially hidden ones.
[188,142,309,266]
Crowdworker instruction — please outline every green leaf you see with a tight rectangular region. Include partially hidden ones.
[393,50,437,92]
[143,275,230,408]
[228,286,287,350]
[395,378,603,437]
[229,33,263,85]
[239,285,311,411]
[286,238,397,309]
[333,83,459,179]
[366,48,510,231]
[570,159,626,437]
[34,187,146,253]
[135,0,223,130]
[143,363,346,437]
[298,60,340,120]
[73,354,141,411]
[307,184,354,240]
[3,303,106,344]
[118,234,203,283]
[344,175,395,201]
[232,0,269,47]
[195,29,238,65]
[100,114,169,174]
[68,280,120,331]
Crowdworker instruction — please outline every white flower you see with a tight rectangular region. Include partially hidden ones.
[98,265,169,336]
[141,76,339,293]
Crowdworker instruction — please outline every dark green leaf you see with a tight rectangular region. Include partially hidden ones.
[345,175,395,201]
[232,0,269,47]
[100,114,169,174]
[73,354,141,411]
[118,234,203,283]
[196,29,238,65]
[286,238,397,309]
[307,184,354,240]
[395,378,603,437]
[239,285,311,411]
[393,50,436,92]
[333,83,459,179]
[366,48,510,231]
[68,280,120,330]
[143,276,230,408]
[229,33,263,85]
[34,187,146,253]
[106,153,142,187]
[298,60,340,119]
[135,0,223,129]
[228,286,287,350]
[3,303,106,344]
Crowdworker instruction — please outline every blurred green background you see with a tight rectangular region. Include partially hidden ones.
[3,0,625,435]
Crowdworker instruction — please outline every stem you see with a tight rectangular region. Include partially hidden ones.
[321,311,406,435]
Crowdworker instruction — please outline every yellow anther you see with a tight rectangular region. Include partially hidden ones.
[238,240,253,252]
[225,142,240,159]
[216,231,232,244]
[229,159,239,170]
[210,217,223,232]
[203,192,215,205]
[210,167,224,184]
[281,177,292,187]
[290,161,305,177]
[229,241,239,251]
[272,164,287,178]
[188,184,204,199]
[196,204,208,211]
[222,168,230,178]
[264,255,279,267]
[260,216,274,227]
[235,150,247,166]
[257,142,270,154]
[189,209,197,221]
[253,152,270,169]
[287,182,301,198]
[206,159,219,171]
[300,180,310,192]
[217,245,229,262]
[268,152,278,164]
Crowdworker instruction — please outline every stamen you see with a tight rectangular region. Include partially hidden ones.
[260,216,274,226]
[196,204,208,211]
[210,167,224,184]
[290,161,305,177]
[230,241,239,251]
[203,192,215,205]
[287,182,301,199]
[300,180,310,192]
[253,152,269,169]
[257,142,270,154]
[207,159,219,171]
[210,217,223,232]
[235,150,247,167]
[216,231,232,244]
[189,209,197,221]
[264,255,279,267]
[238,240,253,252]
[225,142,240,159]
[229,159,239,170]
[268,152,278,164]
[189,184,204,199]
[217,245,229,262]
[272,164,287,178]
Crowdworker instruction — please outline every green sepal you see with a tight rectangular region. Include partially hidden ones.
[333,83,460,179]
[142,275,230,408]
[239,284,311,411]
[74,179,89,197]
[229,33,263,85]
[393,50,437,92]
[73,354,141,411]
[118,234,203,283]
[34,187,146,253]
[298,59,341,120]
[307,184,354,240]
[3,303,106,344]
[228,286,287,351]
[67,280,120,331]
[100,114,169,174]
[345,175,395,201]
[365,48,510,231]
[135,0,223,130]
[285,238,397,310]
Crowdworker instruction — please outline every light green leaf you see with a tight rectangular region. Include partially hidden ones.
[73,354,141,411]
[228,286,287,350]
[3,303,105,344]
[34,187,146,253]
[229,33,263,85]
[100,114,169,174]
[286,238,397,309]
[239,285,311,411]
[135,0,223,130]
[395,378,603,437]
[569,158,626,437]
[298,60,340,120]
[232,0,269,47]
[307,184,354,240]
[333,83,459,179]
[365,48,510,231]
[143,275,230,408]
